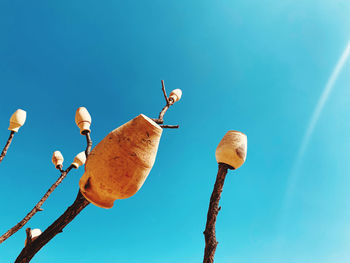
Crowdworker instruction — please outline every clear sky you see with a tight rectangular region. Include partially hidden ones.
[0,0,350,262]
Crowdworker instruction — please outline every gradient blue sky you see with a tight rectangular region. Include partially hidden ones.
[1,0,350,262]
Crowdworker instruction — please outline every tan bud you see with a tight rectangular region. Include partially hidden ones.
[75,107,91,134]
[72,151,86,168]
[215,131,247,169]
[52,151,64,169]
[169,89,182,103]
[8,109,27,132]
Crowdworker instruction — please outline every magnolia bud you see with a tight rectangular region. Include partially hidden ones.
[75,107,91,135]
[72,152,86,168]
[169,89,182,103]
[8,109,27,132]
[215,131,247,170]
[52,151,64,169]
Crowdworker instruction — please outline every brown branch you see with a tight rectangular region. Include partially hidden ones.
[25,229,32,245]
[159,125,179,129]
[83,131,92,156]
[152,80,178,127]
[161,80,169,104]
[0,165,75,244]
[155,105,169,124]
[203,163,232,263]
[14,131,94,262]
[15,191,90,263]
[0,131,15,164]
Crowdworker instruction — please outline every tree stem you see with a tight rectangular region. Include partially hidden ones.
[203,163,231,263]
[15,191,90,263]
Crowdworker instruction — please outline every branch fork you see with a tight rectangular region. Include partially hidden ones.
[0,164,75,244]
[152,80,180,129]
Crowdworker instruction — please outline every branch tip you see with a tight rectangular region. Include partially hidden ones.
[160,125,179,129]
[161,80,169,104]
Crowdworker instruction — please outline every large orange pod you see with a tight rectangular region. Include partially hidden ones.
[79,114,162,208]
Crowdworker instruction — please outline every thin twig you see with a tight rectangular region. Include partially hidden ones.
[203,163,232,263]
[161,80,169,104]
[159,125,179,129]
[0,131,15,164]
[152,80,179,128]
[0,165,75,244]
[156,105,170,124]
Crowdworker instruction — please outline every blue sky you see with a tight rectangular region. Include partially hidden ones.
[0,0,350,262]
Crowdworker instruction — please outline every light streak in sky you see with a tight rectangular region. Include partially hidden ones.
[283,40,350,212]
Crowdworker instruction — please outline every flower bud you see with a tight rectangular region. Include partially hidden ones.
[75,107,91,135]
[72,151,86,168]
[8,109,27,132]
[52,151,64,169]
[169,89,182,103]
[215,131,247,170]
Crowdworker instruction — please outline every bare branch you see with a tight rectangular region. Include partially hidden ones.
[0,165,75,244]
[0,131,15,164]
[152,80,179,127]
[156,105,170,124]
[159,125,179,129]
[203,163,232,263]
[161,80,169,104]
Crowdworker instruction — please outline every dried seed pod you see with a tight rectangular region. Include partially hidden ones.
[8,109,27,132]
[215,131,247,169]
[52,151,64,169]
[75,107,91,134]
[169,89,182,103]
[72,152,86,169]
[79,114,162,208]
